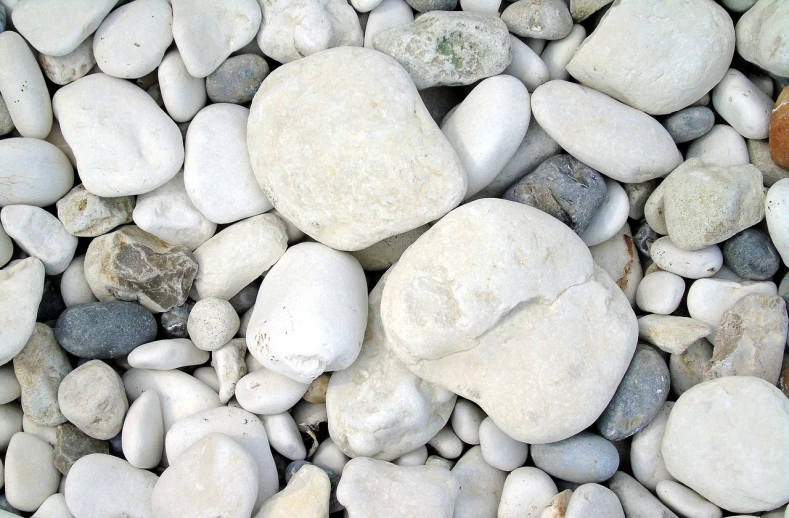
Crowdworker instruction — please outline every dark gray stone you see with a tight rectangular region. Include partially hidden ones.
[597,345,670,441]
[531,431,619,483]
[55,301,157,359]
[206,54,270,104]
[285,460,343,512]
[405,0,457,12]
[623,180,656,220]
[228,282,259,313]
[504,154,607,234]
[721,227,781,281]
[634,220,658,258]
[419,86,463,126]
[37,277,66,323]
[54,422,110,475]
[661,106,715,144]
[160,301,194,339]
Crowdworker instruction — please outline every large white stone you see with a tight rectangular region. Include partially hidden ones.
[158,49,207,123]
[0,138,73,208]
[566,0,734,115]
[381,199,638,444]
[735,0,789,78]
[636,271,685,315]
[712,68,773,140]
[184,104,272,224]
[766,179,789,266]
[247,242,368,383]
[5,432,59,512]
[12,0,114,56]
[247,46,467,251]
[0,258,44,366]
[532,81,682,184]
[1,205,78,275]
[662,376,789,513]
[53,73,184,197]
[0,31,53,139]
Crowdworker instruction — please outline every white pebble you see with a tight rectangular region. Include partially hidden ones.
[122,390,164,469]
[451,398,487,446]
[211,338,247,403]
[0,138,74,208]
[498,467,558,518]
[0,31,53,138]
[0,364,20,405]
[363,0,414,48]
[427,425,465,459]
[187,298,240,352]
[656,480,722,518]
[393,445,429,466]
[650,237,723,279]
[22,415,56,447]
[312,438,350,474]
[459,0,501,14]
[504,36,550,92]
[712,68,773,140]
[158,49,207,123]
[542,24,586,81]
[261,412,306,461]
[686,125,749,167]
[127,339,209,370]
[636,271,685,315]
[60,255,97,307]
[581,178,630,246]
[5,432,60,512]
[234,367,309,415]
[630,402,675,491]
[766,179,789,266]
[37,36,95,86]
[192,366,220,393]
[1,205,77,275]
[31,492,72,518]
[479,417,529,472]
[686,278,777,340]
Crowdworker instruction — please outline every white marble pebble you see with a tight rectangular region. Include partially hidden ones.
[122,390,164,470]
[60,255,97,307]
[712,68,773,140]
[0,258,45,367]
[0,221,11,268]
[425,455,455,470]
[5,432,60,512]
[636,271,685,315]
[581,178,629,246]
[656,480,722,518]
[211,338,247,403]
[22,415,56,446]
[460,0,501,14]
[479,417,529,471]
[311,438,350,474]
[245,352,264,373]
[393,445,428,466]
[0,403,23,451]
[442,75,530,199]
[261,412,306,461]
[498,466,558,518]
[192,366,220,393]
[0,138,74,209]
[630,402,675,491]
[748,74,774,98]
[364,0,413,48]
[187,298,240,352]
[30,492,72,518]
[766,179,789,266]
[0,364,20,405]
[504,36,550,92]
[686,125,749,167]
[650,237,723,279]
[37,36,95,86]
[452,446,507,518]
[158,49,207,123]
[127,339,209,370]
[451,398,487,446]
[0,31,53,139]
[350,0,382,13]
[541,24,586,81]
[1,206,77,276]
[234,367,309,415]
[427,425,464,459]
[686,278,777,340]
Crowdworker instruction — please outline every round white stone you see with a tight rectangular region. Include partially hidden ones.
[686,124,749,167]
[0,31,52,139]
[498,467,558,518]
[635,271,685,315]
[459,0,501,14]
[363,0,414,48]
[766,179,789,267]
[311,437,350,474]
[686,278,777,340]
[1,205,77,276]
[187,298,240,352]
[427,425,464,459]
[479,417,529,472]
[712,68,773,140]
[541,24,586,81]
[158,49,207,123]
[60,255,97,307]
[393,445,428,466]
[0,138,73,208]
[122,390,164,469]
[504,35,549,92]
[5,432,59,512]
[630,402,676,492]
[566,484,625,518]
[650,237,723,279]
[450,399,487,446]
[581,178,629,247]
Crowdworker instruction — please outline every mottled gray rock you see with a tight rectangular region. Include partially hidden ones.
[206,54,269,104]
[84,225,198,313]
[56,184,134,237]
[55,301,157,359]
[721,228,781,281]
[502,0,572,40]
[662,107,715,144]
[228,282,259,314]
[372,12,512,89]
[670,338,713,397]
[624,181,656,221]
[597,345,670,441]
[504,154,607,234]
[54,422,109,475]
[748,139,789,187]
[531,432,619,483]
[406,0,456,12]
[58,360,128,440]
[13,323,71,427]
[160,301,193,339]
[634,221,658,258]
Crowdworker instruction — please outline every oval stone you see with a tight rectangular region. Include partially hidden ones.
[0,138,73,208]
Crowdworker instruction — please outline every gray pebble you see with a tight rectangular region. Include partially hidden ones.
[623,180,656,221]
[228,282,259,314]
[780,271,789,307]
[504,154,607,234]
[608,471,678,518]
[54,422,109,475]
[206,54,270,104]
[502,0,573,40]
[0,94,13,136]
[721,227,781,280]
[634,221,658,258]
[531,431,619,483]
[406,0,457,12]
[160,301,194,339]
[661,106,715,144]
[748,139,789,187]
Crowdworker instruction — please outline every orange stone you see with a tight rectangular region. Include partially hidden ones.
[770,86,789,169]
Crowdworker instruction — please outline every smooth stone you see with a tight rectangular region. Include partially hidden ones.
[52,73,184,197]
[123,368,222,433]
[127,339,208,370]
[172,0,261,77]
[13,323,70,427]
[771,87,789,169]
[580,178,629,247]
[624,181,656,221]
[721,228,780,281]
[373,12,511,89]
[133,171,216,250]
[450,398,487,446]
[283,460,341,513]
[735,0,789,77]
[235,367,309,415]
[158,49,206,123]
[721,0,756,12]
[609,471,679,518]
[669,338,713,397]
[501,0,572,40]
[257,464,330,518]
[532,80,683,183]
[504,154,606,235]
[0,258,45,366]
[153,433,258,518]
[765,179,789,266]
[31,493,73,518]
[597,345,670,441]
[302,373,329,404]
[211,338,246,403]
[192,214,288,299]
[65,454,158,518]
[363,0,414,49]
[56,185,133,238]
[43,119,76,167]
[635,271,685,315]
[206,54,269,104]
[184,103,272,224]
[589,223,642,306]
[192,366,220,393]
[0,220,10,268]
[58,360,128,440]
[712,68,773,140]
[85,225,198,313]
[0,364,19,405]
[504,36,548,93]
[405,0,456,12]
[351,0,383,12]
[479,417,529,472]
[350,226,429,271]
[393,445,428,466]
[541,24,586,81]
[0,31,52,138]
[5,433,59,512]
[662,106,715,144]
[337,457,459,517]
[638,315,710,355]
[662,376,789,513]
[452,446,506,517]
[705,293,787,384]
[53,423,108,475]
[166,408,277,513]
[228,283,259,314]
[686,124,749,167]
[11,0,111,56]
[326,270,455,460]
[630,402,676,492]
[442,75,530,199]
[0,403,22,450]
[656,480,722,518]
[93,0,172,79]
[427,426,463,459]
[37,36,94,85]
[261,412,306,460]
[187,298,240,351]
[748,139,789,187]
[122,390,163,469]
[650,237,723,279]
[311,437,350,474]
[1,205,77,275]
[686,278,777,339]
[498,467,558,518]
[248,48,465,250]
[256,0,361,64]
[532,432,619,483]
[566,483,624,518]
[60,256,96,308]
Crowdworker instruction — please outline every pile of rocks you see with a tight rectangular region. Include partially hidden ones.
[0,0,788,516]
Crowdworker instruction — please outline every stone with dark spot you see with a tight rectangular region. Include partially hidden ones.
[54,422,109,475]
[56,184,134,238]
[661,106,715,144]
[206,54,270,104]
[721,227,781,281]
[160,301,194,339]
[405,0,456,13]
[55,301,157,359]
[37,277,66,322]
[596,344,669,442]
[84,225,198,313]
[504,154,607,234]
[633,221,658,258]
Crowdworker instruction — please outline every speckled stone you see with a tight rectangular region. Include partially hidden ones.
[54,422,109,475]
[531,431,619,483]
[55,301,157,359]
[597,345,670,442]
[285,460,343,513]
[504,154,606,234]
[721,228,781,281]
[159,301,193,339]
[624,181,656,221]
[661,107,715,144]
[206,54,270,104]
[56,184,135,237]
[634,221,658,258]
[502,0,573,40]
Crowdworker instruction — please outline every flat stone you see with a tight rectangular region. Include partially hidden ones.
[37,35,95,85]
[0,31,52,138]
[721,228,781,281]
[257,464,331,518]
[54,422,109,475]
[350,226,429,271]
[127,339,208,370]
[58,360,128,440]
[770,87,789,169]
[650,237,723,279]
[498,466,558,518]
[748,139,789,187]
[686,278,777,340]
[531,432,619,484]
[248,47,466,251]
[736,0,789,77]
[84,225,198,313]
[501,0,572,40]
[1,205,77,275]
[504,35,549,92]
[479,417,529,472]
[686,124,749,167]
[0,138,74,209]
[0,258,45,366]
[609,471,679,518]
[452,446,507,517]
[566,483,624,518]
[206,54,269,104]
[630,402,676,492]
[589,223,642,306]
[373,12,511,89]
[662,107,715,144]
[56,184,134,238]
[5,432,60,512]
[637,315,710,355]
